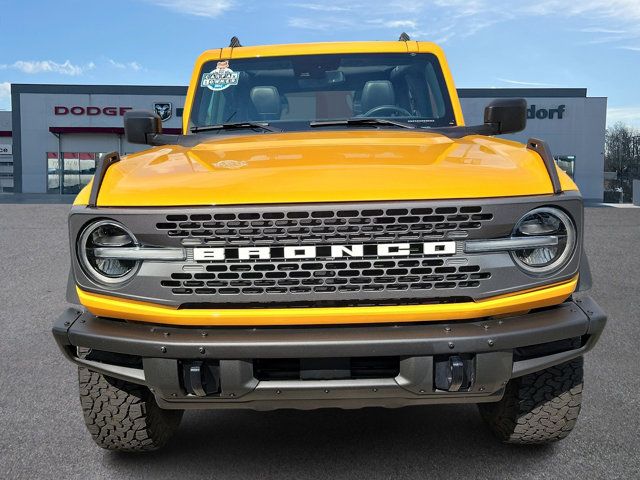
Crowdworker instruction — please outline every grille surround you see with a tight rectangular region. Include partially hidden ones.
[69,194,584,308]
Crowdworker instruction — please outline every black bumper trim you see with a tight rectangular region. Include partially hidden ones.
[52,297,606,410]
[53,297,605,361]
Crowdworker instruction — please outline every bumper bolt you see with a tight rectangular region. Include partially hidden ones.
[164,332,170,337]
[201,332,208,337]
[372,388,378,392]
[199,347,206,354]
[324,389,330,393]
[487,339,495,347]
[64,321,70,326]
[160,346,167,353]
[483,324,490,330]
[444,326,451,332]
[448,342,455,349]
[276,390,281,395]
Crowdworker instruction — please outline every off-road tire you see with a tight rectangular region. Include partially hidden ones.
[78,367,183,452]
[478,357,583,444]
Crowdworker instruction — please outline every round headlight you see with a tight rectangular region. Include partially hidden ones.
[511,207,576,274]
[78,220,139,284]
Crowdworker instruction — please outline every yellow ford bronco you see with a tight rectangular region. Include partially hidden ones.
[53,36,606,451]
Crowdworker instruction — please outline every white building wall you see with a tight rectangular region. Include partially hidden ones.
[18,91,185,193]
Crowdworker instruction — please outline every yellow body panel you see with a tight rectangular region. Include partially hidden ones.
[71,41,580,326]
[77,276,577,327]
[74,131,577,207]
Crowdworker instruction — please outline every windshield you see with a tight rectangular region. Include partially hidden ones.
[189,53,457,131]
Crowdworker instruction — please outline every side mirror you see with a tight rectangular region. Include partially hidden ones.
[484,98,527,135]
[124,110,162,144]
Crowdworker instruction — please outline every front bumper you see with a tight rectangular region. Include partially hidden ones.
[53,297,606,411]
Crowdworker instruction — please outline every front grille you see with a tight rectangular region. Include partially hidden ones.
[161,258,491,297]
[152,203,495,305]
[70,195,584,308]
[155,206,493,245]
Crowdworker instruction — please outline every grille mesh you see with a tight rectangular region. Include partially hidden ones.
[156,206,493,245]
[160,257,491,297]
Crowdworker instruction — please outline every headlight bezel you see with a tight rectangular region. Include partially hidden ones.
[510,206,577,275]
[77,219,141,285]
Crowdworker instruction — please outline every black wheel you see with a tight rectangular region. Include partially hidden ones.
[78,367,183,452]
[478,357,584,444]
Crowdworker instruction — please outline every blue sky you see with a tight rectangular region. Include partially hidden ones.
[1,0,639,126]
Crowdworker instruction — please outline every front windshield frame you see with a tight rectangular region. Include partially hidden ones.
[188,52,457,133]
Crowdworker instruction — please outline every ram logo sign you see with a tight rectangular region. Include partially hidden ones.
[153,102,173,122]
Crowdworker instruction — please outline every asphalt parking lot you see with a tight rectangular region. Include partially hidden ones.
[1,203,638,479]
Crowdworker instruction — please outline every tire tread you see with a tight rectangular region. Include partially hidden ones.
[78,367,182,452]
[479,357,584,444]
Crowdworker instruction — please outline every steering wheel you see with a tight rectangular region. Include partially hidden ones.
[362,105,412,117]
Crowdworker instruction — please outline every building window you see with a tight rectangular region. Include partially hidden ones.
[47,152,101,194]
[555,155,575,179]
[47,152,60,193]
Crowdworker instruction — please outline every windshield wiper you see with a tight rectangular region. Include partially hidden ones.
[191,122,280,133]
[310,118,415,129]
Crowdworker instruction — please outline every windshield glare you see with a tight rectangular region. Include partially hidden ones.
[190,53,456,131]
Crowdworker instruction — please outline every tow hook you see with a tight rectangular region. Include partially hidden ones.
[183,361,221,397]
[434,355,473,392]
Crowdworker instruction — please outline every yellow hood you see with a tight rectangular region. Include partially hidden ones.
[79,130,577,207]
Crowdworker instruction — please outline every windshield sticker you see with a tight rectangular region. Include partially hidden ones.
[201,61,240,91]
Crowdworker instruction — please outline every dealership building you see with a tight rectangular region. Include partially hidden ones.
[3,84,606,201]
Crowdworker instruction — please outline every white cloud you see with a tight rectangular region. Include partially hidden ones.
[285,1,507,43]
[0,82,9,111]
[0,59,92,76]
[0,82,10,99]
[286,0,640,46]
[379,20,418,30]
[432,0,486,18]
[108,59,144,71]
[579,27,626,34]
[144,0,233,17]
[497,78,559,87]
[524,0,640,22]
[288,16,354,31]
[288,3,351,12]
[607,106,640,126]
[287,2,443,39]
[287,17,328,30]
